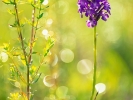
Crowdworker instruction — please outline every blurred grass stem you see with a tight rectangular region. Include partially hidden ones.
[94,92,98,100]
[90,26,97,100]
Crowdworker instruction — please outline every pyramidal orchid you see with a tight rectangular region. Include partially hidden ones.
[78,0,111,27]
[77,0,111,100]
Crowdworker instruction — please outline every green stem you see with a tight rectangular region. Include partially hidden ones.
[90,26,97,100]
[94,92,98,100]
[28,1,42,65]
[14,0,28,66]
[14,0,29,99]
[27,1,36,99]
[28,1,36,64]
[30,3,42,83]
[34,3,42,36]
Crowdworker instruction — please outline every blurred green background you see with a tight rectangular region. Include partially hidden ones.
[0,0,133,100]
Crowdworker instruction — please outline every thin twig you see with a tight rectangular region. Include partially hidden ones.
[27,0,36,99]
[28,2,42,64]
[9,54,26,84]
[32,57,45,83]
[29,2,43,83]
[14,0,29,99]
[28,1,36,64]
[14,0,28,66]
[34,3,42,36]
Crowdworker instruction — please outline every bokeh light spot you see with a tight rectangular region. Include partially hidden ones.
[56,86,68,99]
[46,18,53,25]
[60,49,74,63]
[15,81,21,88]
[42,29,49,39]
[0,52,8,62]
[43,75,55,87]
[103,26,121,43]
[43,0,49,5]
[77,59,92,75]
[95,83,106,94]
[52,54,58,66]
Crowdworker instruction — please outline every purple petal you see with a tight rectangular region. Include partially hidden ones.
[86,19,97,27]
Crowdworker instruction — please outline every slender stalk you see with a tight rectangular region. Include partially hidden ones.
[28,2,42,66]
[14,1,42,99]
[34,3,42,36]
[90,26,97,100]
[28,2,42,64]
[13,0,29,99]
[9,55,26,83]
[94,92,98,100]
[27,0,36,100]
[32,57,45,82]
[14,0,28,66]
[30,3,42,83]
[27,0,36,99]
[28,1,36,64]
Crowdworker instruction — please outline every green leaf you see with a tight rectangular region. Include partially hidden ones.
[9,24,17,28]
[32,52,38,54]
[2,0,15,5]
[40,0,44,3]
[20,18,26,27]
[44,38,54,57]
[3,43,10,51]
[25,18,32,25]
[2,0,11,4]
[30,94,34,100]
[37,13,43,19]
[46,6,49,8]
[32,73,42,84]
[8,9,15,15]
[8,78,16,82]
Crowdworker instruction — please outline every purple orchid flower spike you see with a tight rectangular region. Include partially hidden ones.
[78,0,111,27]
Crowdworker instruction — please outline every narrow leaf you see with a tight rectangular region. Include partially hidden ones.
[2,0,11,4]
[40,0,44,3]
[37,13,44,19]
[32,73,42,84]
[32,52,38,54]
[8,9,15,15]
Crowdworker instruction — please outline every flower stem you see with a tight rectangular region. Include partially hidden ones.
[90,26,97,100]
